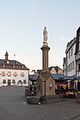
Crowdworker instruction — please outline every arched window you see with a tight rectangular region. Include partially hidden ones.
[17,80,22,86]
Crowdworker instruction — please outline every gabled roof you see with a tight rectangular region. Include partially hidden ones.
[0,51,29,70]
[49,66,63,72]
[66,37,76,52]
[0,59,29,70]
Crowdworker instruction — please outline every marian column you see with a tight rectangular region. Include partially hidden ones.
[41,27,50,69]
[37,27,55,98]
[39,27,50,98]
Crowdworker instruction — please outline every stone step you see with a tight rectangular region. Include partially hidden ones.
[46,95,62,103]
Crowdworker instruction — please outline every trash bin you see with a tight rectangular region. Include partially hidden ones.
[25,87,30,98]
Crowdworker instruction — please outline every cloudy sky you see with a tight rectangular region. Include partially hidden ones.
[0,0,80,71]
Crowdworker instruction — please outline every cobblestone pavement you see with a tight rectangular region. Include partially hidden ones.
[0,87,80,120]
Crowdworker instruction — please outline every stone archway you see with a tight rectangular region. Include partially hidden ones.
[17,80,22,86]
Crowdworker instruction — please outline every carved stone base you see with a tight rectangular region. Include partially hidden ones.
[37,69,55,97]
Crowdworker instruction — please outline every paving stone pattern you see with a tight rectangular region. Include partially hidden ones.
[0,87,80,120]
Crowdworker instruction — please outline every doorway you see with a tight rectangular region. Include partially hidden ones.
[8,79,11,86]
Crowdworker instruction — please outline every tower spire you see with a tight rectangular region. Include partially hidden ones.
[5,51,9,61]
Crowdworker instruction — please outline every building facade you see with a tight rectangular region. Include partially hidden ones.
[63,38,76,76]
[63,27,80,77]
[75,27,80,76]
[0,51,29,87]
[49,66,63,74]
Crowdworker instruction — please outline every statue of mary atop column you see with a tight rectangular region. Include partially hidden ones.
[43,27,48,45]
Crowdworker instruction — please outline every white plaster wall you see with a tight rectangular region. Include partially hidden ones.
[0,69,29,86]
[67,43,76,76]
[50,68,56,74]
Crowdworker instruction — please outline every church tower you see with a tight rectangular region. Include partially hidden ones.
[41,27,50,69]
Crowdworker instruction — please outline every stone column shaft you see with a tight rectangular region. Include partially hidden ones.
[41,45,50,69]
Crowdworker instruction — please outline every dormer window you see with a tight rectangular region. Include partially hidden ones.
[13,65,15,68]
[3,64,5,67]
[22,65,24,68]
[7,61,9,64]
